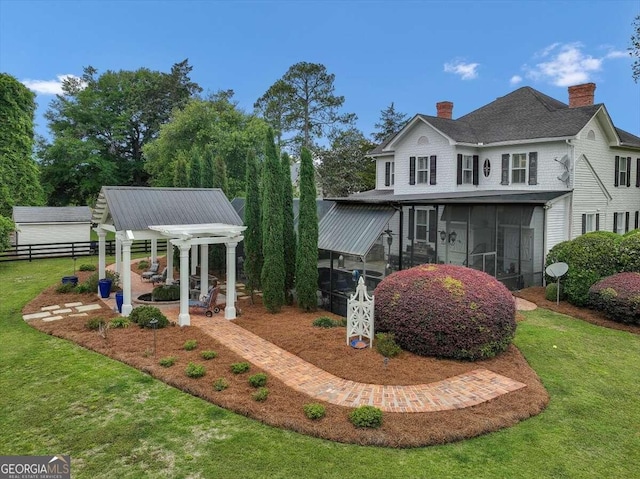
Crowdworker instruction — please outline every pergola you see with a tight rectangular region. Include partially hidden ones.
[92,186,246,325]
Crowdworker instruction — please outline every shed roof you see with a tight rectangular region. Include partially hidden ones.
[93,187,242,231]
[13,206,92,224]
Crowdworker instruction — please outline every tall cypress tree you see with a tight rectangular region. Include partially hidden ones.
[296,146,318,311]
[244,149,263,298]
[188,147,202,187]
[260,128,285,312]
[202,147,214,188]
[281,151,296,304]
[213,156,229,196]
[173,151,189,187]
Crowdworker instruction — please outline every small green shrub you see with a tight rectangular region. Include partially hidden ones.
[349,405,383,428]
[80,270,120,294]
[544,282,565,301]
[303,403,326,420]
[85,317,106,331]
[230,362,250,374]
[137,260,150,270]
[109,317,131,328]
[152,284,180,301]
[78,264,96,271]
[129,306,169,329]
[248,373,267,388]
[185,362,206,378]
[200,350,218,360]
[375,332,402,358]
[183,339,198,351]
[252,387,269,402]
[213,378,229,391]
[159,356,177,367]
[56,283,76,293]
[312,316,346,328]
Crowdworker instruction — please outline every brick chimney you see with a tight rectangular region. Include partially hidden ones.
[436,101,453,119]
[568,83,596,108]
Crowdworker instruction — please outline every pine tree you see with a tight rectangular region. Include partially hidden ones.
[295,147,318,311]
[213,156,229,196]
[173,151,189,187]
[188,147,202,187]
[260,129,285,312]
[281,151,296,304]
[372,102,409,144]
[202,147,214,187]
[244,149,263,297]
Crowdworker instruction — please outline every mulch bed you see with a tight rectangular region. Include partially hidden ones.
[25,281,549,448]
[515,287,640,336]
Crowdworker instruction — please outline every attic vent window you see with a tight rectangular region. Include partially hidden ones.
[417,136,429,145]
[587,130,595,140]
[483,159,491,177]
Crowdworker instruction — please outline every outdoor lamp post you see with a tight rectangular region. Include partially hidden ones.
[449,231,457,245]
[149,318,158,356]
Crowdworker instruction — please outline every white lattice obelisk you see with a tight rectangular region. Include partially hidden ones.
[347,276,374,348]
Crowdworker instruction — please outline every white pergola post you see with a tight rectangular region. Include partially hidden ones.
[200,244,209,297]
[190,244,198,276]
[121,237,133,317]
[178,242,191,326]
[96,228,107,293]
[115,236,122,275]
[150,238,157,265]
[166,239,174,285]
[225,241,238,320]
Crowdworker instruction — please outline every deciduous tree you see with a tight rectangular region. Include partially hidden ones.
[631,15,640,82]
[296,147,318,311]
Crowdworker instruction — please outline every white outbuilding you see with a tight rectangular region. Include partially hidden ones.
[12,206,92,246]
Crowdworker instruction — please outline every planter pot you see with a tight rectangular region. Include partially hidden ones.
[115,291,124,313]
[98,278,113,298]
[61,275,78,286]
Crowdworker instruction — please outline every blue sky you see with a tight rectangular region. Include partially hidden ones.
[1,0,639,142]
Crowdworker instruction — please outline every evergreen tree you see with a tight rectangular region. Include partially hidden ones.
[295,147,318,311]
[173,151,189,187]
[213,156,229,196]
[244,149,263,297]
[202,147,214,187]
[281,151,296,304]
[372,102,409,144]
[188,147,202,187]
[260,129,285,312]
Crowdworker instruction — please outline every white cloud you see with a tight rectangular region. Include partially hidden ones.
[443,60,479,80]
[21,74,81,95]
[524,42,625,87]
[510,75,523,85]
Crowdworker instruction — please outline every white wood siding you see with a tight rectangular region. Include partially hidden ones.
[545,195,570,254]
[15,223,91,245]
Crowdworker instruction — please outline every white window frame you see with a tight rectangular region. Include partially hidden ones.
[619,160,628,186]
[415,209,428,242]
[615,212,625,235]
[585,213,596,233]
[417,156,429,184]
[462,155,473,184]
[512,153,527,184]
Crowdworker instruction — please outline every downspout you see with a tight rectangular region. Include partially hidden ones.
[566,139,575,238]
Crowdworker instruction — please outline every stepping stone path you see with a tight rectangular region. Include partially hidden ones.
[23,301,105,322]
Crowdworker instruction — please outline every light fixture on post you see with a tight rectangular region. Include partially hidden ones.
[439,231,447,243]
[448,231,457,245]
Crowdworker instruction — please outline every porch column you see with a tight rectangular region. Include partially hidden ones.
[121,238,133,317]
[115,236,122,275]
[166,239,174,285]
[150,238,157,265]
[96,228,106,291]
[190,244,198,276]
[225,241,238,319]
[200,243,209,297]
[178,242,191,326]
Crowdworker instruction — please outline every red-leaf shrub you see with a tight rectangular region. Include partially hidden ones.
[588,272,640,325]
[374,265,516,361]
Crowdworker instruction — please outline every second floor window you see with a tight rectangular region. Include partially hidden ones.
[512,153,527,184]
[417,156,429,183]
[462,155,473,184]
[615,156,632,187]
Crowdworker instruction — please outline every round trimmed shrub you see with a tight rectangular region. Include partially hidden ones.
[349,406,383,428]
[619,230,640,272]
[152,284,180,301]
[588,272,640,325]
[374,264,516,361]
[544,282,565,301]
[129,305,169,329]
[545,232,621,306]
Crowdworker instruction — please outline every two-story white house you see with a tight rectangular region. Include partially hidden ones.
[317,83,640,314]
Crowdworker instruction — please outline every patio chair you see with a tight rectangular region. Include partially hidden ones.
[141,262,160,281]
[150,267,167,285]
[189,285,221,317]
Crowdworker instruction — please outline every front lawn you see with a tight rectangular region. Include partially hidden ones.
[1,258,639,478]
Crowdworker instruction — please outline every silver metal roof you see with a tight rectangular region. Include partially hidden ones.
[13,206,92,223]
[318,203,396,256]
[92,187,243,231]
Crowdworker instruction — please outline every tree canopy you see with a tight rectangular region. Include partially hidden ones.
[372,102,409,144]
[631,15,640,83]
[254,62,355,150]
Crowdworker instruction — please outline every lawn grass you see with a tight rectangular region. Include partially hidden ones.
[1,258,639,478]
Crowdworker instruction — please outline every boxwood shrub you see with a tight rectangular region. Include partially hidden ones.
[545,231,621,306]
[374,264,516,361]
[619,230,640,272]
[588,272,640,325]
[129,305,169,329]
[349,406,382,428]
[152,284,180,301]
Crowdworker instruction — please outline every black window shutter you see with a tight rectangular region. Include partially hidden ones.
[408,208,414,240]
[636,158,640,187]
[596,214,600,231]
[428,209,437,243]
[472,155,479,185]
[614,156,620,186]
[429,155,437,185]
[501,154,510,185]
[613,213,618,233]
[626,157,632,187]
[384,162,390,187]
[636,211,639,229]
[582,214,586,234]
[457,154,463,185]
[528,152,538,185]
[625,212,630,232]
[409,157,416,185]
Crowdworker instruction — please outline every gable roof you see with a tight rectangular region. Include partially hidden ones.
[92,187,242,231]
[369,86,640,153]
[13,206,92,224]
